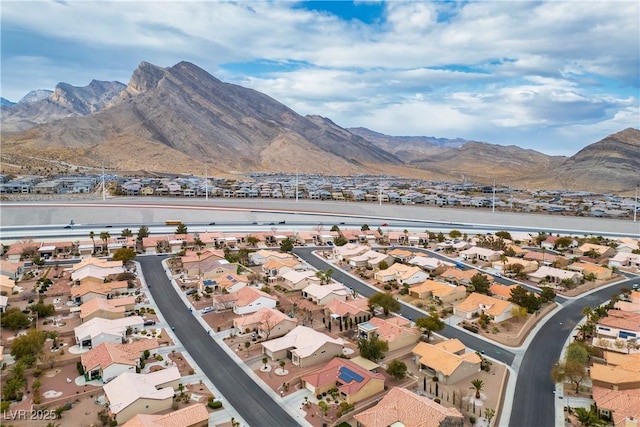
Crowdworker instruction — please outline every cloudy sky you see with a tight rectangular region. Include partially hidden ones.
[2,1,638,155]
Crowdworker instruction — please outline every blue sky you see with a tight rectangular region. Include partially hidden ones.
[1,0,638,156]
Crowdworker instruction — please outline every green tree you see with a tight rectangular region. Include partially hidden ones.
[415,309,445,341]
[510,306,528,323]
[539,286,557,303]
[551,359,588,394]
[330,225,340,232]
[280,238,294,253]
[566,342,590,365]
[484,408,496,426]
[470,273,491,295]
[247,235,260,247]
[361,224,370,231]
[449,229,462,238]
[368,292,401,316]
[136,225,150,241]
[470,378,484,399]
[28,302,55,318]
[357,336,389,361]
[334,236,348,246]
[386,360,408,380]
[112,247,136,263]
[495,231,512,240]
[0,308,30,330]
[554,236,574,250]
[176,223,188,235]
[10,329,46,361]
[436,232,445,243]
[378,260,389,271]
[120,228,133,237]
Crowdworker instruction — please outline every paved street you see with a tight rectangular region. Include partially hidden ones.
[510,275,640,427]
[138,256,299,427]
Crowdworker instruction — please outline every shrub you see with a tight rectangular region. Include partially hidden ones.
[416,302,424,308]
[155,355,163,361]
[316,394,322,400]
[77,361,84,375]
[383,284,392,291]
[208,400,223,409]
[434,398,441,404]
[469,416,476,425]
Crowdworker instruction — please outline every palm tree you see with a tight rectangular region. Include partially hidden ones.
[89,231,96,254]
[573,407,605,427]
[470,378,484,399]
[99,231,110,254]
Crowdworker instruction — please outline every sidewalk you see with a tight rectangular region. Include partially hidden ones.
[157,260,313,427]
[135,261,249,427]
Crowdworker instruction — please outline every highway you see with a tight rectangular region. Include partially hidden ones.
[137,256,299,427]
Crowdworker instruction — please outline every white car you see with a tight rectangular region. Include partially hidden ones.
[201,306,214,314]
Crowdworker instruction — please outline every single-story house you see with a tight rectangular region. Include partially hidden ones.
[302,283,351,306]
[409,280,467,304]
[354,387,464,427]
[71,280,130,304]
[574,243,616,259]
[324,297,372,332]
[567,262,613,280]
[454,292,516,323]
[302,357,385,404]
[121,404,209,427]
[75,316,144,349]
[261,326,344,368]
[412,340,482,384]
[459,247,503,262]
[81,339,159,383]
[592,386,640,427]
[233,286,277,315]
[357,316,420,351]
[233,307,298,339]
[104,366,181,423]
[527,266,583,285]
[590,352,640,391]
[80,296,136,322]
[71,257,124,282]
[280,270,322,291]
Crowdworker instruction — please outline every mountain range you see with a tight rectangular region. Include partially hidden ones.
[1,61,638,192]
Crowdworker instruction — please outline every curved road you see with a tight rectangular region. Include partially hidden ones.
[138,256,299,427]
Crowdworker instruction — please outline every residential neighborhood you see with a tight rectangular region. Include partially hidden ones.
[0,215,638,427]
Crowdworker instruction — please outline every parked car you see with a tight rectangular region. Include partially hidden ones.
[185,289,197,295]
[144,320,156,326]
[201,306,214,314]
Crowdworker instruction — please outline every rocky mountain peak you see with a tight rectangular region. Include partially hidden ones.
[18,89,53,104]
[124,61,168,96]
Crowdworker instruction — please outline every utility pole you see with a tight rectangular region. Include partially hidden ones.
[102,162,106,201]
[492,179,496,213]
[205,164,208,201]
[634,186,638,223]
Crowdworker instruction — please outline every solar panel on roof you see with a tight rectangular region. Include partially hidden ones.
[338,366,364,383]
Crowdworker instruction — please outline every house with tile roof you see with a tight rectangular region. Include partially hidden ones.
[4,242,39,262]
[488,284,519,301]
[0,275,15,295]
[438,268,490,287]
[232,286,277,315]
[412,340,482,384]
[233,307,297,340]
[332,244,370,261]
[388,248,415,262]
[409,256,454,274]
[609,252,640,269]
[71,256,124,282]
[374,264,428,285]
[80,296,136,322]
[121,403,209,427]
[409,280,467,304]
[75,316,144,349]
[261,325,344,368]
[249,249,296,266]
[491,256,539,273]
[206,273,249,294]
[324,297,372,332]
[104,366,181,423]
[593,310,640,352]
[575,243,616,259]
[357,316,420,351]
[591,352,640,390]
[180,249,231,277]
[348,250,394,269]
[527,265,583,285]
[592,386,640,427]
[81,339,159,383]
[354,386,464,427]
[522,250,568,267]
[71,280,130,304]
[0,260,25,280]
[280,269,322,291]
[302,282,351,305]
[460,247,503,262]
[302,357,385,404]
[567,261,613,280]
[262,257,304,280]
[454,292,516,323]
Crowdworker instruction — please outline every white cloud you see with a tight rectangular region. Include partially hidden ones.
[1,0,638,155]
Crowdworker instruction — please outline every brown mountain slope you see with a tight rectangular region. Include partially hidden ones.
[1,61,402,175]
[530,128,640,192]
